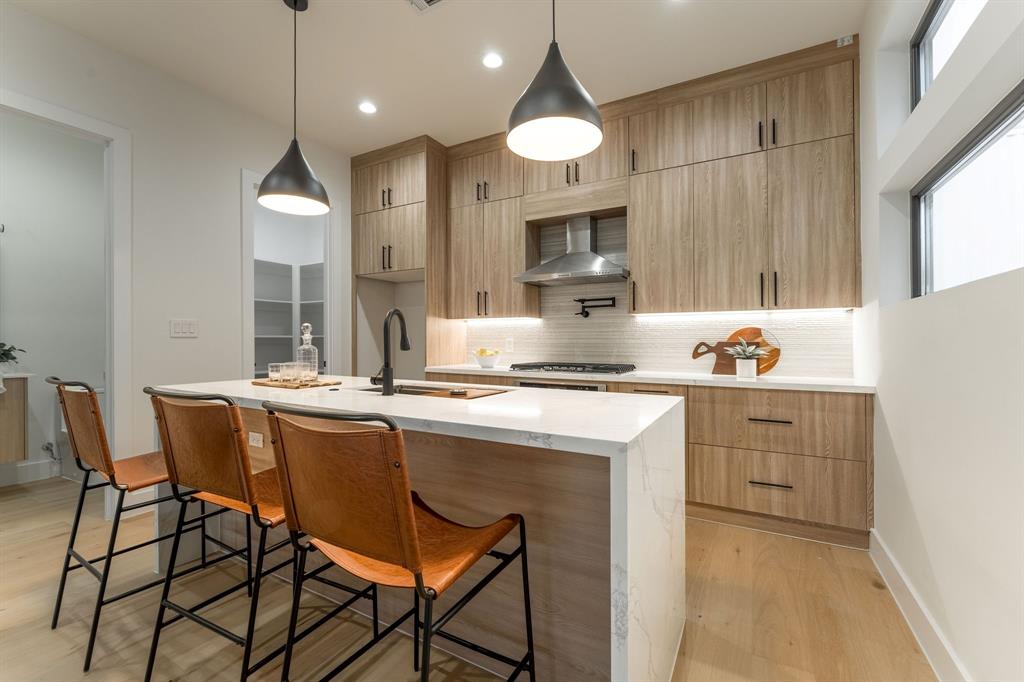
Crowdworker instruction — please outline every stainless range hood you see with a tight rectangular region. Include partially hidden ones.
[515,216,629,286]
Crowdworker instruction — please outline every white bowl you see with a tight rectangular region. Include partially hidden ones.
[474,354,499,368]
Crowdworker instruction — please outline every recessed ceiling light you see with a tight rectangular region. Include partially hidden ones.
[358,101,377,114]
[482,52,504,69]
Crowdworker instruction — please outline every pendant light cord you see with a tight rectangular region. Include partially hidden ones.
[292,5,297,140]
[551,0,556,42]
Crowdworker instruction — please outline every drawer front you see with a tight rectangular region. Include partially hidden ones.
[687,444,867,529]
[612,383,686,397]
[688,386,867,461]
[424,372,514,386]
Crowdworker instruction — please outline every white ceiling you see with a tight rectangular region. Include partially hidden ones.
[18,0,869,157]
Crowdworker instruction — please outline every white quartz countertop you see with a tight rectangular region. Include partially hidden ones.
[0,372,34,379]
[155,376,683,457]
[425,364,876,394]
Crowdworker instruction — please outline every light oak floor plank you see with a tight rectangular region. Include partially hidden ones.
[0,478,933,681]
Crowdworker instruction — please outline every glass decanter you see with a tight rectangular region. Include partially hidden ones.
[295,323,319,382]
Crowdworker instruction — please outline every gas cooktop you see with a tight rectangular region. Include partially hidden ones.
[508,362,637,375]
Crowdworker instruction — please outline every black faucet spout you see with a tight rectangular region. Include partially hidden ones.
[380,308,411,396]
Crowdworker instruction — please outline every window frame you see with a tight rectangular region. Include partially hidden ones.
[910,0,965,107]
[911,80,1024,297]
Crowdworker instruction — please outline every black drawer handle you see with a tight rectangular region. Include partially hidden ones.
[633,388,670,394]
[747,417,794,425]
[748,480,794,490]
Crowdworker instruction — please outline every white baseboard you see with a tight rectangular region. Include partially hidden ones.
[0,458,60,487]
[869,529,971,682]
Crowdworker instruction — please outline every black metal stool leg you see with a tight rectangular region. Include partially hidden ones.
[240,524,268,682]
[413,590,420,672]
[520,523,537,682]
[419,591,434,682]
[200,500,208,567]
[52,470,90,630]
[281,546,307,681]
[245,514,253,597]
[144,500,188,682]
[83,487,125,672]
[371,584,379,638]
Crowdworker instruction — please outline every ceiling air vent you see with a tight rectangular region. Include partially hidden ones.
[408,0,443,12]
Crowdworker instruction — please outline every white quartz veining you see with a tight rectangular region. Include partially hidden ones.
[427,364,876,394]
[155,376,683,457]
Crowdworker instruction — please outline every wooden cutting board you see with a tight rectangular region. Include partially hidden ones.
[691,327,781,376]
[426,388,506,400]
[691,341,740,375]
[251,378,344,389]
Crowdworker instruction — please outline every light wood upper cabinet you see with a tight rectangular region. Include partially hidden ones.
[693,153,769,311]
[767,61,854,148]
[352,152,425,214]
[768,136,857,309]
[628,166,694,313]
[447,204,484,318]
[628,101,693,174]
[352,164,385,214]
[449,148,523,208]
[447,198,538,319]
[387,203,425,272]
[524,118,628,194]
[692,83,766,163]
[353,210,389,275]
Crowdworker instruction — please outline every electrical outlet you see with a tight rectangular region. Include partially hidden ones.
[504,337,514,352]
[836,35,854,47]
[169,318,199,338]
[248,432,264,448]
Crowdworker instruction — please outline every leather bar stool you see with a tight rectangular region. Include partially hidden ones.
[143,388,297,682]
[46,377,224,672]
[264,401,537,682]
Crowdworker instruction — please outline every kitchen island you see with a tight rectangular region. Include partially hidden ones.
[154,376,686,681]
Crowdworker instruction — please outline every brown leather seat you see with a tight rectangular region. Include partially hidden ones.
[312,492,519,595]
[193,469,287,527]
[111,451,170,491]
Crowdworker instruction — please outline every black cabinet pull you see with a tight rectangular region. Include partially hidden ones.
[748,480,794,490]
[771,118,777,146]
[773,271,779,307]
[574,161,579,184]
[381,189,386,208]
[631,149,637,172]
[758,121,763,148]
[387,187,392,206]
[483,181,489,200]
[483,290,489,315]
[565,163,571,185]
[476,291,481,316]
[476,182,481,201]
[760,272,765,307]
[381,245,386,270]
[632,281,637,311]
[633,388,670,394]
[747,417,794,425]
[387,245,392,269]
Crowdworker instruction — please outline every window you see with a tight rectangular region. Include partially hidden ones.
[911,0,987,105]
[912,83,1024,297]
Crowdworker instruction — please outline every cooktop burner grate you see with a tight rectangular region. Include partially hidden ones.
[508,362,637,374]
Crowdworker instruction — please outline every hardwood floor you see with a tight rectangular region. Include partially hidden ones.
[0,478,934,681]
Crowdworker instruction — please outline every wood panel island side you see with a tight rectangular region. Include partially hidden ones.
[153,376,686,681]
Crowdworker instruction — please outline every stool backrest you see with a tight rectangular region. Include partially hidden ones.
[147,389,257,506]
[47,377,115,477]
[264,403,423,575]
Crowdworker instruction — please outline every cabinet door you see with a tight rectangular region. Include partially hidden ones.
[768,136,857,309]
[629,102,692,174]
[482,198,538,318]
[525,158,572,194]
[448,154,483,209]
[628,166,694,313]
[576,117,627,185]
[352,163,385,214]
[388,202,426,271]
[481,147,524,202]
[767,61,854,148]
[385,152,426,208]
[448,205,484,318]
[693,153,769,311]
[353,210,388,275]
[692,83,766,163]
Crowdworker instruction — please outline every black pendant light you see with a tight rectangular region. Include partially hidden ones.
[258,0,330,216]
[507,0,603,161]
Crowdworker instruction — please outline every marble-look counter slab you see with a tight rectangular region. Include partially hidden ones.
[155,376,682,458]
[426,364,876,394]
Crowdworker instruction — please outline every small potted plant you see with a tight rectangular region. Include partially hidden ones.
[0,342,26,372]
[724,338,766,378]
[472,347,501,369]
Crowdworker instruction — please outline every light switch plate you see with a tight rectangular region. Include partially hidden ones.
[836,35,854,47]
[169,319,199,338]
[248,432,264,448]
[504,337,514,352]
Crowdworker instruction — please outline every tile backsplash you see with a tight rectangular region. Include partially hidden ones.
[462,218,854,378]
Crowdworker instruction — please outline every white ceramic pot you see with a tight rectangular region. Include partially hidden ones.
[735,358,758,378]
[474,354,499,369]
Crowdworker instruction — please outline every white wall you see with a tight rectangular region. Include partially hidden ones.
[858,2,1024,680]
[0,3,352,457]
[0,109,106,466]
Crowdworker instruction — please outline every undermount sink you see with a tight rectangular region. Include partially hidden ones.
[360,384,441,396]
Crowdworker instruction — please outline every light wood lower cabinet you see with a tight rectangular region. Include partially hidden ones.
[425,372,515,386]
[0,377,28,463]
[611,383,686,396]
